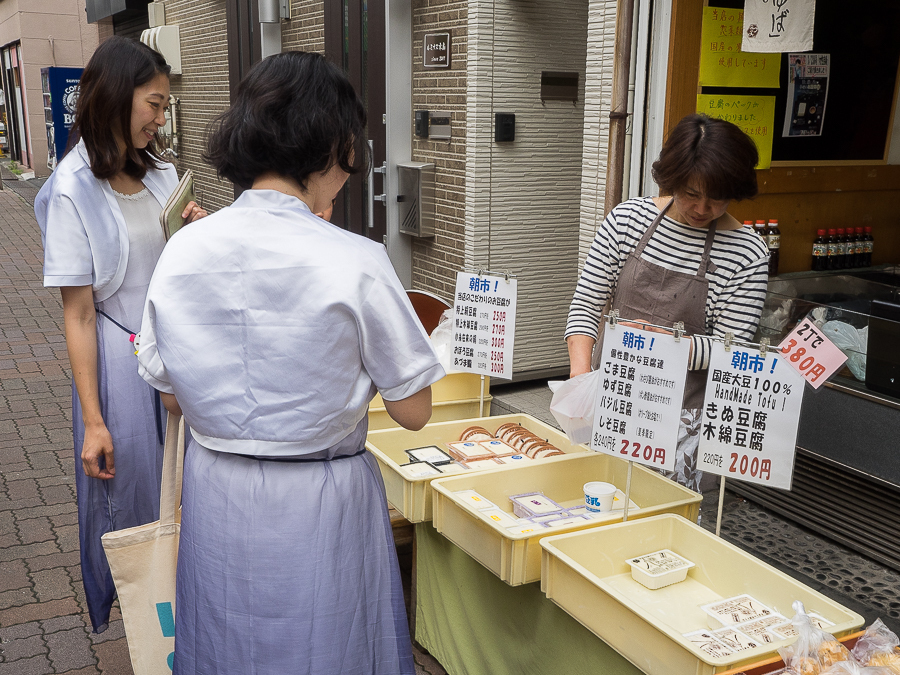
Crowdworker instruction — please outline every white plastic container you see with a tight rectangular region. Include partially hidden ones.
[626,549,696,590]
[584,481,617,512]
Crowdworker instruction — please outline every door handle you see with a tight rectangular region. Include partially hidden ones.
[368,140,386,230]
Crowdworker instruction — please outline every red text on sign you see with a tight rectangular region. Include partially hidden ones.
[619,439,666,465]
[729,453,771,480]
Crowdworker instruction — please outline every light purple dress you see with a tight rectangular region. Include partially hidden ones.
[138,189,444,674]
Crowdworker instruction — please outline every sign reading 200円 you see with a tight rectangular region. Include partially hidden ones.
[590,324,690,472]
[697,342,805,490]
[451,272,518,380]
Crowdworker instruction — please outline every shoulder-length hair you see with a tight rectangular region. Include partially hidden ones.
[71,36,170,180]
[205,51,367,191]
[652,114,759,201]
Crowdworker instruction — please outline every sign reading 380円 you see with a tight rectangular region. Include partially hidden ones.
[697,342,805,490]
[590,324,690,472]
[451,272,517,380]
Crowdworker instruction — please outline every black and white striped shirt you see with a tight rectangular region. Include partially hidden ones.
[565,197,770,370]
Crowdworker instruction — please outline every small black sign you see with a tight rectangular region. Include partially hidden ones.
[424,33,451,69]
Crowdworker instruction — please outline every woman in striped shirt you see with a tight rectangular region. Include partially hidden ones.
[566,114,769,491]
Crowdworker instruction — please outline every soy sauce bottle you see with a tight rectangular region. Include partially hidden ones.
[826,229,839,270]
[835,228,847,269]
[863,227,874,266]
[766,220,780,276]
[811,229,827,271]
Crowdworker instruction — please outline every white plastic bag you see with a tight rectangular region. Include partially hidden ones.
[430,309,461,373]
[549,370,601,445]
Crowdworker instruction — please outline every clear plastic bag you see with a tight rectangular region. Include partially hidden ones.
[851,619,900,673]
[819,660,893,675]
[779,601,852,675]
[548,370,601,445]
[820,320,868,381]
[430,309,460,374]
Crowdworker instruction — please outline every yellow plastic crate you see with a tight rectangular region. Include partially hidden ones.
[429,453,701,586]
[540,514,865,675]
[365,413,587,523]
[371,372,490,407]
[368,397,493,431]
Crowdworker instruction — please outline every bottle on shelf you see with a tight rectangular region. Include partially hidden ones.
[863,226,874,266]
[835,228,847,269]
[826,228,838,270]
[842,227,855,269]
[766,219,780,276]
[851,227,864,268]
[753,220,767,242]
[811,229,827,271]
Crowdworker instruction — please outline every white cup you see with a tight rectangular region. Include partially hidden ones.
[583,481,617,512]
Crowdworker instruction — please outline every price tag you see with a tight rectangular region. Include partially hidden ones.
[590,324,690,472]
[451,272,517,379]
[778,318,848,389]
[697,343,805,490]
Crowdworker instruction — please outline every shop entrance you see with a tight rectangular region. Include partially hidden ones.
[1,43,30,168]
[325,0,387,244]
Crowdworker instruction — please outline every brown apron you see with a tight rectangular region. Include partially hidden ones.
[593,198,717,411]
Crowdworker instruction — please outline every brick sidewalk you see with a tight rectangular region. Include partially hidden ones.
[0,188,134,673]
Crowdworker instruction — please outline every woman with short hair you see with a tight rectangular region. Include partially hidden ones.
[137,51,443,674]
[566,113,768,491]
[35,36,204,633]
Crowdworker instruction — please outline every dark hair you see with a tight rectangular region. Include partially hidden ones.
[71,36,171,180]
[651,114,758,201]
[205,51,367,190]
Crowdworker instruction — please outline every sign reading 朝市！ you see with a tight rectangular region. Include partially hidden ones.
[590,324,690,472]
[451,272,517,379]
[697,342,805,490]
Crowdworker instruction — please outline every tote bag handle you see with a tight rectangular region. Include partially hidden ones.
[158,412,185,527]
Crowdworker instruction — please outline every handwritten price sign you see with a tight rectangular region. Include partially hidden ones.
[778,318,848,389]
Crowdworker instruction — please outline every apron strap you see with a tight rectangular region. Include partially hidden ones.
[633,198,673,257]
[639,198,719,279]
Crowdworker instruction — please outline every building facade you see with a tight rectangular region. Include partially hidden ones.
[0,0,99,176]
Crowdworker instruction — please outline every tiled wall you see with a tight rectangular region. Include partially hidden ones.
[410,0,468,302]
[465,0,589,375]
[155,0,233,211]
[282,0,325,53]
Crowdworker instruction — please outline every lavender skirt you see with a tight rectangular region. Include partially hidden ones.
[73,316,164,632]
[172,437,414,675]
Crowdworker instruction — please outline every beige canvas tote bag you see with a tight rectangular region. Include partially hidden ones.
[101,412,184,674]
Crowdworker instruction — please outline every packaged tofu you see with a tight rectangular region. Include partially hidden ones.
[702,594,775,629]
[399,462,442,478]
[509,491,565,518]
[683,630,734,659]
[405,445,454,465]
[453,489,497,511]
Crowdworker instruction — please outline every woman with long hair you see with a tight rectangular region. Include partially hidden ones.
[35,36,205,633]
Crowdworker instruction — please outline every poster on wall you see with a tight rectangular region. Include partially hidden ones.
[699,6,780,88]
[783,53,830,137]
[742,0,815,53]
[697,94,776,169]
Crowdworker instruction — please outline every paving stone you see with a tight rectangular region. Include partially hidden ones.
[0,654,53,675]
[55,524,79,553]
[0,633,47,662]
[0,559,29,593]
[38,484,73,506]
[56,668,100,675]
[12,502,77,522]
[0,541,59,564]
[16,516,54,545]
[30,568,73,603]
[0,597,80,629]
[92,638,134,675]
[46,627,96,672]
[0,588,34,609]
[25,551,80,574]
[40,614,84,634]
[87,620,124,645]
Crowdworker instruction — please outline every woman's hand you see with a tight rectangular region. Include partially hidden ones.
[82,421,116,479]
[181,201,208,223]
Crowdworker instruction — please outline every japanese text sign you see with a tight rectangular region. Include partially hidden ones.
[778,318,847,389]
[742,0,815,53]
[452,272,517,379]
[697,343,804,490]
[699,7,780,88]
[591,324,690,472]
[697,94,776,169]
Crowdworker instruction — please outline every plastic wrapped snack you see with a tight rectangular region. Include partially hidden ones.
[779,602,851,675]
[851,619,900,674]
[819,661,893,675]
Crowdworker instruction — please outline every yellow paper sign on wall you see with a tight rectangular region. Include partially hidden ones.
[697,94,776,169]
[699,6,780,88]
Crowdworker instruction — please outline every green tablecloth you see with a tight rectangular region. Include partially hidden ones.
[414,523,643,675]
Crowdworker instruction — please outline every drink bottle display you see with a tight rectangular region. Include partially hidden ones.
[835,228,847,269]
[863,227,874,266]
[852,227,864,268]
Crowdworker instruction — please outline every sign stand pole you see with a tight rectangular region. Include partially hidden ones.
[623,461,634,522]
[479,374,486,417]
[715,476,726,537]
